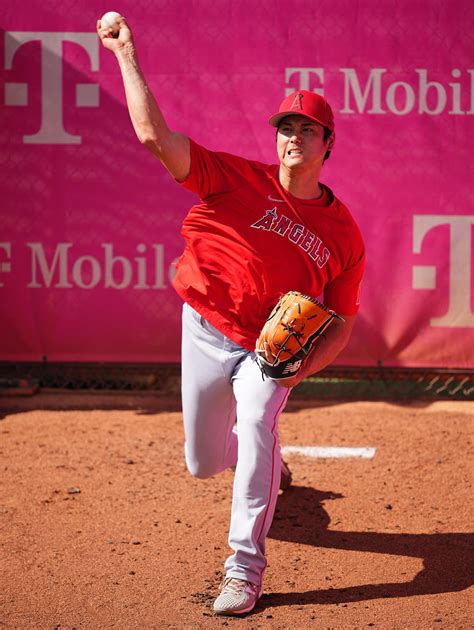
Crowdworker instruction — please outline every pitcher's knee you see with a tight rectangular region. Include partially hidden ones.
[185,454,220,479]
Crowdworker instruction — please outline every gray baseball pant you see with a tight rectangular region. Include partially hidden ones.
[181,302,291,586]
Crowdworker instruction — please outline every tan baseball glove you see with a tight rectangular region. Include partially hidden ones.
[255,291,343,380]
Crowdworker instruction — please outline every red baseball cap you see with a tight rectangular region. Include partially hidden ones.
[269,90,335,131]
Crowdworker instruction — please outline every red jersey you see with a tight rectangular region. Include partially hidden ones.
[173,139,365,351]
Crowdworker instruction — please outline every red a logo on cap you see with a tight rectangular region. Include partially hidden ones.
[290,92,304,111]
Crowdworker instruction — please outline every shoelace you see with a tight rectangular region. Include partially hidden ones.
[221,578,254,595]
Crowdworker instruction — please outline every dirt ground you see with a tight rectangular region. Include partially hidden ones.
[0,393,472,630]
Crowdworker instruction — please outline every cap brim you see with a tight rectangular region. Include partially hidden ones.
[269,111,332,129]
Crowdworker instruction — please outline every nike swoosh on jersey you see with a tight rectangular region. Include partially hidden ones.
[267,194,285,203]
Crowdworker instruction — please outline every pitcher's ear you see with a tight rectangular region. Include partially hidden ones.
[327,131,335,151]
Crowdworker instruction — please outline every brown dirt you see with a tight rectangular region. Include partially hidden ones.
[0,393,472,629]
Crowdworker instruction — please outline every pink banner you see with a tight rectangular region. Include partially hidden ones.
[1,1,473,367]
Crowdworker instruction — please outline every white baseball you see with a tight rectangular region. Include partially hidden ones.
[101,11,122,34]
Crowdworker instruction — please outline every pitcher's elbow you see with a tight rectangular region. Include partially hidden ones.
[139,133,159,150]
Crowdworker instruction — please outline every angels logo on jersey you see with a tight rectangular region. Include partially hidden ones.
[251,208,330,269]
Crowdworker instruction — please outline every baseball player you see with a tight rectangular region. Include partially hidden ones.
[98,17,365,616]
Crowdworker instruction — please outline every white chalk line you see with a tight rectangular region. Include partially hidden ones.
[281,445,377,459]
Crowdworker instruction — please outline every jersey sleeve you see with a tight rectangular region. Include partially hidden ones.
[179,139,244,200]
[323,247,365,316]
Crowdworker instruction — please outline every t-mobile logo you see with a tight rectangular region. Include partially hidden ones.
[0,243,12,288]
[4,32,99,144]
[413,215,474,327]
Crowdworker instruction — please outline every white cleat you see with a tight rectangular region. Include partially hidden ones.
[213,577,262,615]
